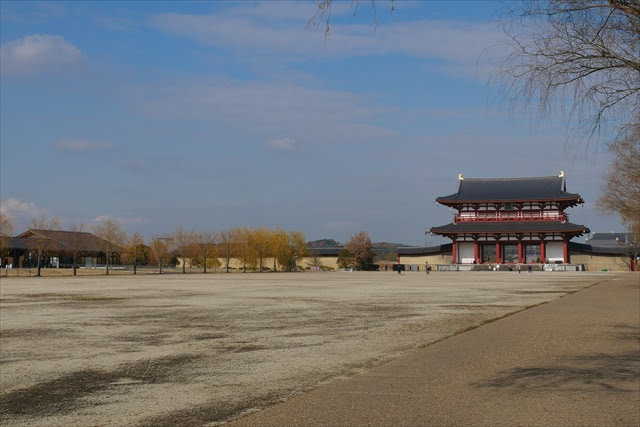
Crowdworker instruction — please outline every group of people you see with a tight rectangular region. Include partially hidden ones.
[394,263,431,274]
[394,262,534,274]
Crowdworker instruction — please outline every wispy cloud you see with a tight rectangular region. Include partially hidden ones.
[0,34,86,77]
[0,197,47,220]
[137,78,397,146]
[150,6,504,76]
[265,137,297,152]
[96,16,137,33]
[54,139,114,153]
[93,215,146,225]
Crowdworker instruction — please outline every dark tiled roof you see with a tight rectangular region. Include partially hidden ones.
[569,242,632,256]
[11,229,125,252]
[437,175,582,204]
[309,246,409,257]
[397,244,452,255]
[431,221,589,235]
[7,238,30,251]
[587,232,635,246]
[308,247,343,256]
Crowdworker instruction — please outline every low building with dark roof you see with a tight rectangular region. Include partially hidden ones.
[571,232,639,271]
[586,232,635,247]
[3,229,125,269]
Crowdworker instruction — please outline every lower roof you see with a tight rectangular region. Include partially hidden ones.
[431,221,589,236]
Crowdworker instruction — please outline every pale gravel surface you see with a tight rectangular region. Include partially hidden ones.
[0,271,613,426]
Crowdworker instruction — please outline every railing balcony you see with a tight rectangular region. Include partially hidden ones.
[454,212,568,223]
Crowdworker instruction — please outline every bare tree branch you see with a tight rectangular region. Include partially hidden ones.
[496,0,639,147]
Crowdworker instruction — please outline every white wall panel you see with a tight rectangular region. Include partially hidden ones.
[459,242,474,264]
[546,242,564,262]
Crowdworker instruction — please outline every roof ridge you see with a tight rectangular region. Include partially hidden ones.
[25,228,93,234]
[463,176,559,182]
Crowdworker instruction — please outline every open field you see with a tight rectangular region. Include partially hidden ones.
[0,271,622,426]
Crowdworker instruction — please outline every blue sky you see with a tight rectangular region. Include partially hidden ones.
[0,1,620,245]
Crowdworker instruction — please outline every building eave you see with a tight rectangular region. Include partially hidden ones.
[430,221,590,237]
[436,196,583,207]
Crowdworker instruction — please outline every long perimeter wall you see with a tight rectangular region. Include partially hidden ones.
[399,250,632,272]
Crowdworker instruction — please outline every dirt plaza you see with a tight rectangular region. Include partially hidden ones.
[0,271,623,426]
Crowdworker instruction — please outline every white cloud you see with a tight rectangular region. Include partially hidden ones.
[0,34,85,77]
[93,215,146,225]
[265,137,297,152]
[137,78,397,146]
[0,198,47,220]
[54,139,114,152]
[150,8,505,75]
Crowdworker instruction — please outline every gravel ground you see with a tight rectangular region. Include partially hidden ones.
[0,271,614,426]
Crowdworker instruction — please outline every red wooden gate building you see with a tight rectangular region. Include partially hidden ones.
[431,172,589,265]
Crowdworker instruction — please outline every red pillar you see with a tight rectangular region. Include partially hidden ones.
[540,240,546,263]
[495,240,501,263]
[518,240,524,264]
[473,240,480,264]
[452,240,457,264]
[563,239,569,263]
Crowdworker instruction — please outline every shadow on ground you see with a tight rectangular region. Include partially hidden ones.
[475,324,640,393]
[0,354,199,420]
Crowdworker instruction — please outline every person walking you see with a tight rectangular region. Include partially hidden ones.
[425,262,430,275]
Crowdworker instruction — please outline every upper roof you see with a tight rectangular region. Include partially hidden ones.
[436,172,583,205]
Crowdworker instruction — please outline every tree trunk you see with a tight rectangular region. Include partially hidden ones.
[105,250,110,275]
[36,251,42,277]
[203,248,207,274]
[73,256,77,276]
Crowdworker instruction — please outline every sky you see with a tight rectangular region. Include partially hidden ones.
[0,0,622,246]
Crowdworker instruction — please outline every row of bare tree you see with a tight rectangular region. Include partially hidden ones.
[133,225,308,274]
[0,215,310,275]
